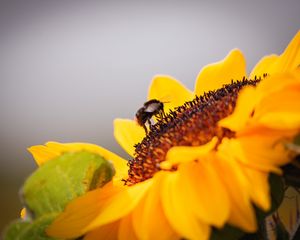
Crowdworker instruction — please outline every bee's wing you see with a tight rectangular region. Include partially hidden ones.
[144,102,161,112]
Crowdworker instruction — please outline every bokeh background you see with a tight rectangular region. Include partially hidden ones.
[0,0,300,234]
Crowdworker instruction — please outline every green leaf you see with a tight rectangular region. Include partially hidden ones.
[268,173,285,214]
[282,156,300,188]
[210,225,245,240]
[275,219,290,240]
[292,222,300,240]
[3,221,31,240]
[3,214,59,240]
[3,151,115,240]
[22,151,114,219]
[283,134,300,188]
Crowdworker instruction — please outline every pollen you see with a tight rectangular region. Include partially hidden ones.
[125,78,261,185]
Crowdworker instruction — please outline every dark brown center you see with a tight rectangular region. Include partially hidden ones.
[124,77,260,185]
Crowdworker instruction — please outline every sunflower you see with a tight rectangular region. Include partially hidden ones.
[28,31,300,240]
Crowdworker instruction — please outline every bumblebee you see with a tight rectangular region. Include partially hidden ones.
[135,99,165,134]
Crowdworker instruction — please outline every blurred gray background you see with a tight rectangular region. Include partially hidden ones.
[0,0,299,232]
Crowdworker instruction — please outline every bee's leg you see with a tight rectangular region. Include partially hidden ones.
[143,124,148,135]
[147,119,154,132]
[159,110,166,120]
[157,112,162,120]
[156,111,163,121]
[162,109,166,118]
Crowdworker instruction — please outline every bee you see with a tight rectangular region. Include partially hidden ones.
[135,99,166,134]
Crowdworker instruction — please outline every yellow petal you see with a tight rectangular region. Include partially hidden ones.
[118,214,139,240]
[148,75,193,112]
[244,169,270,211]
[224,70,300,133]
[84,221,120,240]
[88,180,151,230]
[255,81,300,130]
[250,55,279,78]
[219,86,260,132]
[160,172,211,240]
[132,175,178,240]
[213,153,257,232]
[162,137,218,167]
[218,136,286,174]
[114,118,145,157]
[85,215,139,240]
[195,49,247,96]
[47,182,119,238]
[47,180,151,239]
[257,69,300,95]
[177,160,230,227]
[251,31,300,77]
[259,113,300,130]
[27,145,61,166]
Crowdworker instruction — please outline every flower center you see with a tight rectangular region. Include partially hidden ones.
[124,78,260,185]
